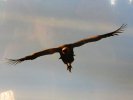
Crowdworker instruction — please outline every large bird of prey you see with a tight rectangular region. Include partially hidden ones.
[7,24,126,72]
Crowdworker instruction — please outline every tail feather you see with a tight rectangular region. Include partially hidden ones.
[67,63,72,72]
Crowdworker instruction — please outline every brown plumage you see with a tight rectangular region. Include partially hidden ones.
[7,24,126,72]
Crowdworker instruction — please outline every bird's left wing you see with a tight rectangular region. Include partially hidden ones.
[71,24,127,48]
[7,47,60,65]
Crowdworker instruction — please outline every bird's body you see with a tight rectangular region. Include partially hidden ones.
[7,24,126,72]
[59,45,74,72]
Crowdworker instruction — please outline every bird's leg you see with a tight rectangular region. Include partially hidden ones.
[67,63,72,72]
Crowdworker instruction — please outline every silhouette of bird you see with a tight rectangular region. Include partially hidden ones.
[7,24,126,72]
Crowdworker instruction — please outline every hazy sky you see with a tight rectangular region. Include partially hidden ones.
[0,0,133,100]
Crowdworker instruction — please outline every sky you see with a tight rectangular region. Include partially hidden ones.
[0,0,133,100]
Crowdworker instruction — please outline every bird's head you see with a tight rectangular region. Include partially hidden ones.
[62,47,70,54]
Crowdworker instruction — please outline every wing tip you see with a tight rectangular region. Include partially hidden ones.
[114,24,127,34]
[5,58,22,65]
[121,24,127,29]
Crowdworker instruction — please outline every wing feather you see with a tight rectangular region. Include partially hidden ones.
[71,24,127,48]
[7,47,60,65]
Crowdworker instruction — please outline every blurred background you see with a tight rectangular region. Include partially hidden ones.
[0,0,133,100]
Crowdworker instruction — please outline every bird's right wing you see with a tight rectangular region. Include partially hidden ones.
[71,24,126,48]
[7,47,60,65]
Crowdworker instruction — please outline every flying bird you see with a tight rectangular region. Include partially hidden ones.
[7,24,126,72]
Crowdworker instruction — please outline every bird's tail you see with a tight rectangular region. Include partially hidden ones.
[67,63,72,72]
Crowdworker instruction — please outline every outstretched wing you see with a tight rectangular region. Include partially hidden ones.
[71,24,127,48]
[7,47,60,65]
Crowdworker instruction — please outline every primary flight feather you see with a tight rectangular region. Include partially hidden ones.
[7,24,127,72]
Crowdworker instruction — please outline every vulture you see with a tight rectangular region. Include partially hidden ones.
[7,24,126,72]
